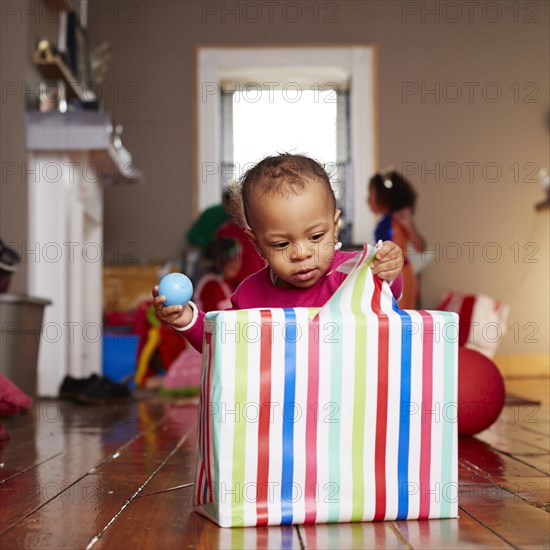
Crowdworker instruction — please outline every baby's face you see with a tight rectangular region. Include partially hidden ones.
[246,178,340,289]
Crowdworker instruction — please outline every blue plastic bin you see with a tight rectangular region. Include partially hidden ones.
[102,333,140,384]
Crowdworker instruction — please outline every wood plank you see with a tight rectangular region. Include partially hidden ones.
[498,404,549,434]
[484,407,549,448]
[459,453,550,507]
[0,400,146,482]
[458,481,550,548]
[494,477,550,507]
[512,454,550,475]
[86,402,276,549]
[0,474,146,549]
[92,463,301,550]
[0,423,194,548]
[87,423,240,550]
[1,377,548,550]
[475,427,549,454]
[459,437,547,478]
[0,404,171,533]
[458,462,485,483]
[115,490,298,549]
[91,403,198,471]
[0,445,116,532]
[469,433,548,456]
[300,522,407,549]
[460,455,550,508]
[393,515,512,549]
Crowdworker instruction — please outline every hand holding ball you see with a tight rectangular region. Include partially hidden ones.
[158,273,193,306]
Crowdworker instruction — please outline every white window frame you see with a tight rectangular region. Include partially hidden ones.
[195,45,377,244]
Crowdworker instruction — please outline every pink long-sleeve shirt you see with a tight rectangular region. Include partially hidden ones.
[179,250,402,351]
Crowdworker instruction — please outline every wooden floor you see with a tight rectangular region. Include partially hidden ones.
[1,378,549,549]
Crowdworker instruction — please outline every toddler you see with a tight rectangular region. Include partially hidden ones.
[154,154,404,351]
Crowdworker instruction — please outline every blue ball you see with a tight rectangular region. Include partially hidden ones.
[158,273,193,306]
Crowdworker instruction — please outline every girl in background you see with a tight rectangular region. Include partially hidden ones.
[367,168,426,309]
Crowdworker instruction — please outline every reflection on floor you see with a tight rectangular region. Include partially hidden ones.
[1,378,549,549]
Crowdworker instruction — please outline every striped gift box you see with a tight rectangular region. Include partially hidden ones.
[194,245,459,527]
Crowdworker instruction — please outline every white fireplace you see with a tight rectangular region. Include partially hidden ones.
[26,111,140,396]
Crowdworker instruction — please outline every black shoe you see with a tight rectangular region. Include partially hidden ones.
[59,374,100,400]
[75,376,132,404]
[0,239,20,272]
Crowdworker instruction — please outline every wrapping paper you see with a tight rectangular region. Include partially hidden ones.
[438,290,509,358]
[194,245,458,527]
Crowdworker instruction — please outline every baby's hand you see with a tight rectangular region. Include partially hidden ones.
[371,241,404,282]
[152,285,194,329]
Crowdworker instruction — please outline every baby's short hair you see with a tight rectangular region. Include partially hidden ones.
[235,153,336,227]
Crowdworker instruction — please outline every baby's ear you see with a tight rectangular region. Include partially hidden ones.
[244,228,260,250]
[244,227,255,242]
[245,229,265,259]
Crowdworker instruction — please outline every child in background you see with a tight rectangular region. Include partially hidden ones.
[215,217,266,282]
[194,237,241,313]
[367,168,426,309]
[154,154,404,352]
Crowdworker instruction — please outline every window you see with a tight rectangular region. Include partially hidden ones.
[220,84,352,241]
[196,46,376,243]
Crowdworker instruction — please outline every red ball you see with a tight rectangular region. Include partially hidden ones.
[457,347,505,436]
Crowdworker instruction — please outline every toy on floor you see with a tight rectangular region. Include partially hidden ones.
[158,273,193,306]
[133,300,188,388]
[135,305,162,387]
[0,374,33,441]
[457,347,505,436]
[160,345,202,397]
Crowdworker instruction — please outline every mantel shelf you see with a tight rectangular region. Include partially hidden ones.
[25,111,143,184]
[34,53,89,101]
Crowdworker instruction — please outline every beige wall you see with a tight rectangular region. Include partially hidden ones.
[0,4,28,292]
[2,1,548,357]
[88,0,549,356]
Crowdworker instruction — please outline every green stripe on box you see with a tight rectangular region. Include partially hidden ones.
[440,311,457,518]
[328,299,343,522]
[351,266,368,520]
[210,318,222,512]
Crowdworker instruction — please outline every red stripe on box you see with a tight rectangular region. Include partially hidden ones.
[197,463,205,504]
[372,277,389,521]
[304,319,320,524]
[256,310,273,525]
[204,331,214,503]
[419,311,434,518]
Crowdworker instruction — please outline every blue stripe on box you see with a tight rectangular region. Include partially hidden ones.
[281,308,297,524]
[393,300,412,519]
